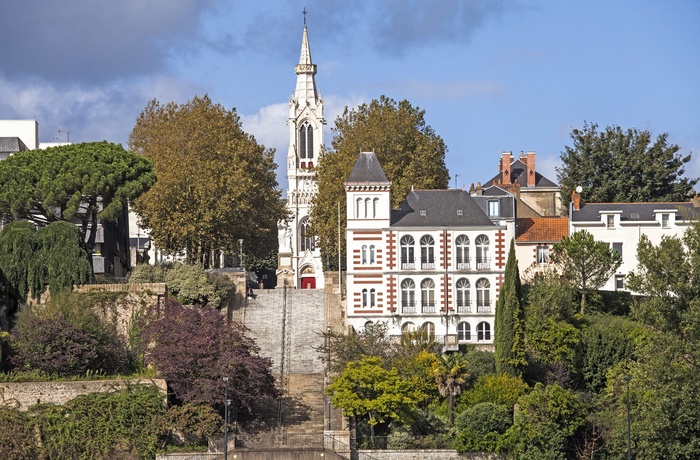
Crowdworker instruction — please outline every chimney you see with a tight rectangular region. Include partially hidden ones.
[571,190,581,211]
[693,194,700,208]
[500,152,513,185]
[475,182,483,196]
[526,151,536,187]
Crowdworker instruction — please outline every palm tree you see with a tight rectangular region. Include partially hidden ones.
[432,352,470,425]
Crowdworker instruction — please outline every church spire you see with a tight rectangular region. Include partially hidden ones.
[294,17,318,103]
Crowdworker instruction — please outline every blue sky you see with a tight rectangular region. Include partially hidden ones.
[1,0,698,193]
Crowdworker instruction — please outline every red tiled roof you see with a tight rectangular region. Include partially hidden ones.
[516,217,569,243]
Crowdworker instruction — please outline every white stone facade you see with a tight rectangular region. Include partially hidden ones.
[277,24,325,289]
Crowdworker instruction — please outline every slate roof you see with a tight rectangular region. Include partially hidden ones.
[0,136,28,153]
[516,217,569,243]
[346,152,390,184]
[571,202,700,222]
[391,190,496,228]
[484,159,557,188]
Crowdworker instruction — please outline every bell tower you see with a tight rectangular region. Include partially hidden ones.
[277,15,325,289]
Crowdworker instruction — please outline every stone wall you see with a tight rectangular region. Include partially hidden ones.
[0,378,167,410]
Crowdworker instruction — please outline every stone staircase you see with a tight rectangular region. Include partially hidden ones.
[236,288,328,448]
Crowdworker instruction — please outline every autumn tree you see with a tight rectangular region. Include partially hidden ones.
[557,122,697,210]
[550,230,621,315]
[311,96,449,269]
[140,298,279,413]
[0,141,155,255]
[129,96,287,265]
[494,240,526,376]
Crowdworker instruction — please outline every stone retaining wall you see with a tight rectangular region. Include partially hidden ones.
[359,451,502,460]
[0,378,167,410]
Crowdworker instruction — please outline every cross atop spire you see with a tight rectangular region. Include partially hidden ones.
[303,7,307,25]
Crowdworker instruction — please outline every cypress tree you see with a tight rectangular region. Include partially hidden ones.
[495,239,525,375]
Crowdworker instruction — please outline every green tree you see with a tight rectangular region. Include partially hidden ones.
[557,122,697,210]
[495,240,526,375]
[0,406,39,459]
[129,95,287,266]
[457,373,528,413]
[326,356,420,444]
[432,352,470,425]
[502,383,588,460]
[551,230,621,315]
[129,262,234,309]
[311,96,449,269]
[317,321,395,375]
[0,220,92,301]
[0,141,154,255]
[454,402,512,453]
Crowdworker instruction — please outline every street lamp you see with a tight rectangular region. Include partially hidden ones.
[223,377,230,460]
[623,375,632,460]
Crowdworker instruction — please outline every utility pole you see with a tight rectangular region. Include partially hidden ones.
[223,376,230,460]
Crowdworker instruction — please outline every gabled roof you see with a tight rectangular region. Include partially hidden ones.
[571,202,700,222]
[391,190,496,228]
[516,217,569,243]
[0,136,28,153]
[346,152,390,184]
[484,159,557,188]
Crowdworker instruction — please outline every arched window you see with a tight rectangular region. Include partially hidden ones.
[456,278,471,312]
[476,278,490,312]
[457,322,471,341]
[370,288,376,307]
[455,234,470,269]
[401,278,416,313]
[362,289,368,307]
[373,198,379,218]
[361,245,368,264]
[420,235,435,269]
[421,321,435,338]
[421,278,435,313]
[364,321,374,333]
[400,235,415,269]
[477,322,491,341]
[365,198,371,218]
[369,245,376,264]
[402,322,417,334]
[356,198,362,218]
[299,217,315,251]
[299,122,313,159]
[476,235,489,269]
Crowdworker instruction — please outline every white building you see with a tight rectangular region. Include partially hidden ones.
[569,191,700,292]
[276,21,326,289]
[344,152,513,348]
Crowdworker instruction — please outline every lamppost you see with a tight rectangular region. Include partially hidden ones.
[223,377,230,460]
[623,375,632,460]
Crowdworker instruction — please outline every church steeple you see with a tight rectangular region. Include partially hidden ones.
[294,23,318,104]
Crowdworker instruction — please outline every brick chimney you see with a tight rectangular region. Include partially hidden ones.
[500,152,513,185]
[693,194,700,208]
[525,151,536,187]
[571,189,581,211]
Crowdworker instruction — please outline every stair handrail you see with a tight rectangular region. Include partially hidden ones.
[323,434,382,460]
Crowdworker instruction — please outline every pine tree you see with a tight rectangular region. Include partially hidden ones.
[495,240,525,375]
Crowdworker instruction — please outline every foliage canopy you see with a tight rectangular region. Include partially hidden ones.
[0,141,154,253]
[495,240,525,375]
[557,122,697,210]
[129,95,287,265]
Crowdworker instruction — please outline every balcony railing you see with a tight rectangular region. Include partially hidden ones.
[476,303,491,313]
[421,261,435,270]
[401,301,417,314]
[401,262,415,270]
[421,302,436,313]
[476,257,491,270]
[456,302,472,314]
[456,260,471,270]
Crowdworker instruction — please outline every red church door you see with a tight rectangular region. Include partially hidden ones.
[301,277,316,289]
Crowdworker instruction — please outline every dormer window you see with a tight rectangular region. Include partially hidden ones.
[488,200,500,218]
[661,213,670,228]
[606,214,614,229]
[420,210,426,216]
[457,210,463,216]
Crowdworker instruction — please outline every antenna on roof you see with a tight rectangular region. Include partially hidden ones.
[54,129,71,144]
